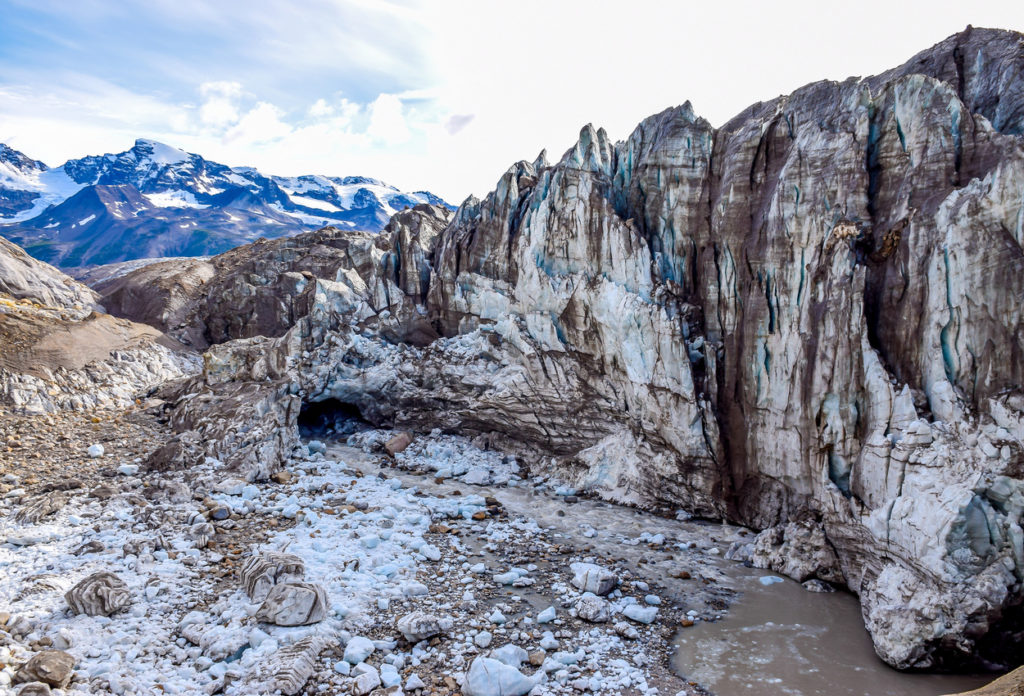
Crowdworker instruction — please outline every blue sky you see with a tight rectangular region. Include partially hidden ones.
[1,0,1022,201]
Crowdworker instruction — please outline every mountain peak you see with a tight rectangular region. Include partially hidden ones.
[131,139,190,166]
[0,143,48,174]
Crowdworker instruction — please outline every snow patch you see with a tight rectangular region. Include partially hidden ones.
[144,191,209,209]
[0,167,86,222]
[289,194,342,212]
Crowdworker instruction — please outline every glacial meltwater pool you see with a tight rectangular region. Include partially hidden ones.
[671,565,993,696]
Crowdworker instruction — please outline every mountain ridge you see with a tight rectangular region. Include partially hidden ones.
[0,138,453,268]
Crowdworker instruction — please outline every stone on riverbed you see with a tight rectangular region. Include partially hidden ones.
[14,495,66,524]
[613,622,639,639]
[352,665,381,695]
[343,636,375,664]
[490,644,529,667]
[570,562,618,595]
[243,636,327,696]
[385,432,413,456]
[574,594,611,623]
[803,579,836,593]
[623,604,658,624]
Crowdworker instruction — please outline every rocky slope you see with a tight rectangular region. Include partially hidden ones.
[0,236,100,311]
[0,139,452,268]
[93,203,453,350]
[0,237,199,414]
[102,27,1024,671]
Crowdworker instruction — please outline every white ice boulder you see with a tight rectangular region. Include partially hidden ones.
[343,636,376,664]
[352,665,381,695]
[569,562,617,595]
[622,604,658,624]
[463,656,542,696]
[396,611,452,642]
[490,644,528,668]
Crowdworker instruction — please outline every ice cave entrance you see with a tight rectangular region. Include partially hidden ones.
[297,397,368,438]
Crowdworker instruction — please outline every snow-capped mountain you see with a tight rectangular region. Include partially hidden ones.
[0,139,452,268]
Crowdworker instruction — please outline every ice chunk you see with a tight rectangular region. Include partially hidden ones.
[623,604,657,624]
[463,656,542,696]
[343,636,375,664]
[570,562,618,595]
[491,644,528,668]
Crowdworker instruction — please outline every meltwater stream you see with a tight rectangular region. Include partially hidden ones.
[671,565,992,696]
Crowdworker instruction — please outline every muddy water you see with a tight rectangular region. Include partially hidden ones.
[671,565,992,696]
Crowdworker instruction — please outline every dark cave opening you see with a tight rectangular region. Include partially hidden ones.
[297,398,370,439]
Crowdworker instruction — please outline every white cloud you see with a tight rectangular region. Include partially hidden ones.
[308,98,333,118]
[198,81,242,128]
[3,0,1024,204]
[365,93,410,145]
[224,101,292,145]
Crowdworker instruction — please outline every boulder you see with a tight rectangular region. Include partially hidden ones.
[352,666,381,695]
[343,636,375,664]
[385,432,413,456]
[239,551,305,601]
[569,563,618,596]
[236,636,327,696]
[462,656,542,696]
[750,521,844,584]
[396,611,452,642]
[65,572,131,616]
[14,651,75,688]
[254,582,327,626]
[490,645,528,668]
[622,604,658,624]
[574,595,611,623]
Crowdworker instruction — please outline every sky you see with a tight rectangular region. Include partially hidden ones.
[0,0,1022,203]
